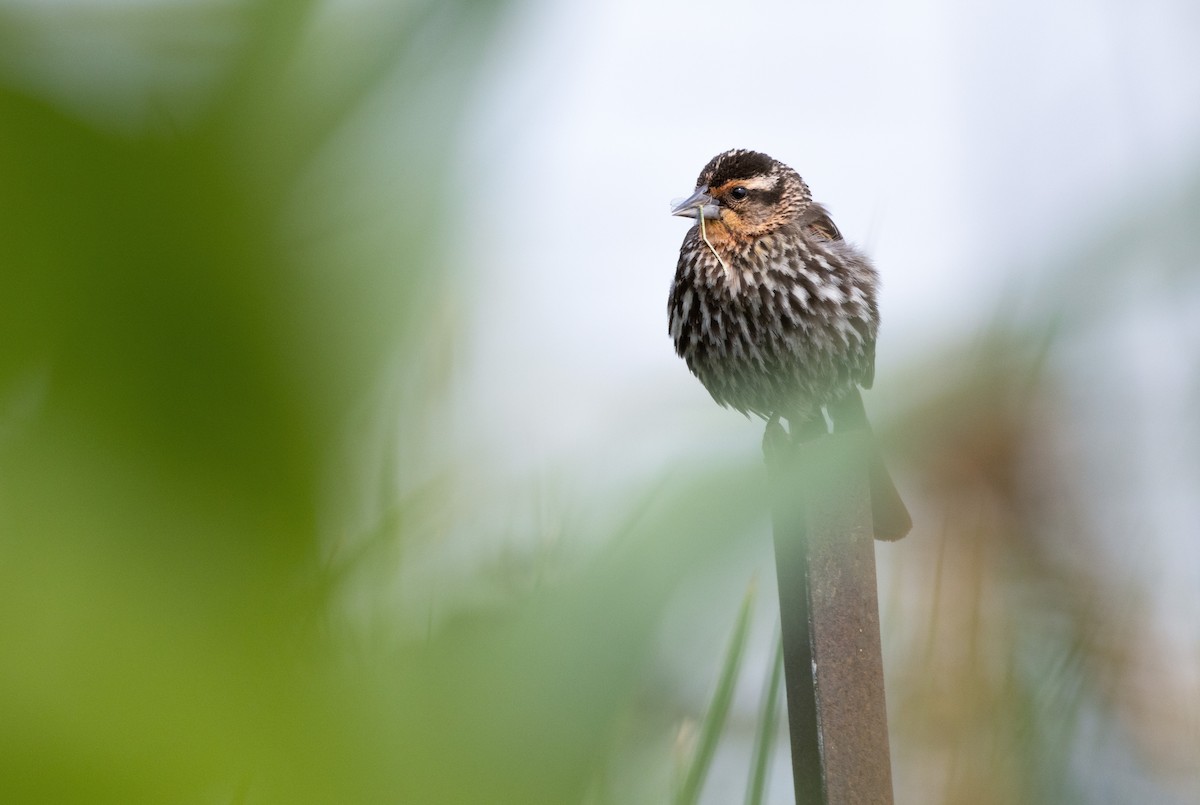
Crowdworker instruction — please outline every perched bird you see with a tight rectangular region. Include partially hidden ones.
[668,149,911,541]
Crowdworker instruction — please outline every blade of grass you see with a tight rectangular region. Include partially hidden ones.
[675,580,757,805]
[744,625,784,805]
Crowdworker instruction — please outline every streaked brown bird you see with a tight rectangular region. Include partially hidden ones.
[669,149,911,541]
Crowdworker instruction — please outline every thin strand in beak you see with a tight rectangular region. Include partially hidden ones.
[698,208,729,275]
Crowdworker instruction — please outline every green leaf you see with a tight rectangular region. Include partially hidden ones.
[744,627,784,805]
[675,581,757,805]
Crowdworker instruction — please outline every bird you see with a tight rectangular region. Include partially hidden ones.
[668,149,911,541]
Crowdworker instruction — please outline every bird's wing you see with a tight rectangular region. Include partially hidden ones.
[862,336,876,389]
[799,203,875,388]
[799,203,842,241]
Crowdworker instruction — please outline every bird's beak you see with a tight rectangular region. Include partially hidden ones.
[670,186,720,220]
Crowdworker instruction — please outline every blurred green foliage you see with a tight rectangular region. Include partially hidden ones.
[674,584,755,805]
[0,2,770,802]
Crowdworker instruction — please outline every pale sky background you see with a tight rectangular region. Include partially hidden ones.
[459,0,1200,471]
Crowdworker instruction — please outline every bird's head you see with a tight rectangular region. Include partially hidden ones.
[670,149,812,243]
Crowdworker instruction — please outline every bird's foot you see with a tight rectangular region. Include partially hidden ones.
[762,415,792,468]
[789,413,830,445]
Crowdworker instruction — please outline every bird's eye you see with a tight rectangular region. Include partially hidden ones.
[729,187,749,200]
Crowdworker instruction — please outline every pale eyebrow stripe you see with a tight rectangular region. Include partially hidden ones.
[713,175,776,194]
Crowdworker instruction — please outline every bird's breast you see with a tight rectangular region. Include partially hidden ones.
[670,230,879,380]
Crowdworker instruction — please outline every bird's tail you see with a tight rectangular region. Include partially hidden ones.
[831,389,912,542]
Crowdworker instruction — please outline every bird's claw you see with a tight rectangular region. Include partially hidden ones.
[762,416,791,467]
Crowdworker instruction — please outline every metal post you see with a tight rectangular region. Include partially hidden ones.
[768,431,895,805]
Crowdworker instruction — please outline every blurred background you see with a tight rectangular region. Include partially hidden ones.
[1,0,1198,803]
